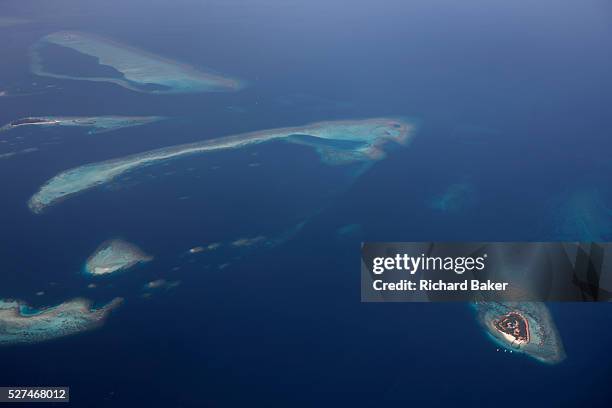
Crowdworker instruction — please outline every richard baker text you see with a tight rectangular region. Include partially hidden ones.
[373,279,508,291]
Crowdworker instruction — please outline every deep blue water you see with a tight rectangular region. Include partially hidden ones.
[1,0,612,406]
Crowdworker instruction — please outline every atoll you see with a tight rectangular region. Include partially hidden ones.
[30,31,243,94]
[473,301,565,364]
[0,298,122,345]
[29,118,415,213]
[85,239,152,275]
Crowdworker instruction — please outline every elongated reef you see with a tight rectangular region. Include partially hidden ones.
[29,118,415,213]
[0,115,165,134]
[30,31,243,94]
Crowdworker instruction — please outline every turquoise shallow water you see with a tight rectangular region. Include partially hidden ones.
[1,0,612,406]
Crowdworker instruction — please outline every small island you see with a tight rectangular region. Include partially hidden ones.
[85,239,152,276]
[10,117,57,126]
[0,115,165,134]
[492,311,530,346]
[474,301,565,364]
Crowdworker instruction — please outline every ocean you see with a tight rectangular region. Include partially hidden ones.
[1,0,611,406]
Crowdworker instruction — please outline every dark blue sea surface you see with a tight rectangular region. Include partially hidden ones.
[1,0,612,406]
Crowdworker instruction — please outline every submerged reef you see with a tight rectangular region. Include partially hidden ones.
[29,118,415,213]
[187,243,221,254]
[0,17,31,28]
[473,302,565,364]
[231,236,266,248]
[335,223,364,242]
[144,279,181,291]
[0,298,122,345]
[0,116,165,135]
[0,148,38,161]
[429,182,476,213]
[30,31,243,94]
[552,189,612,241]
[85,239,152,275]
